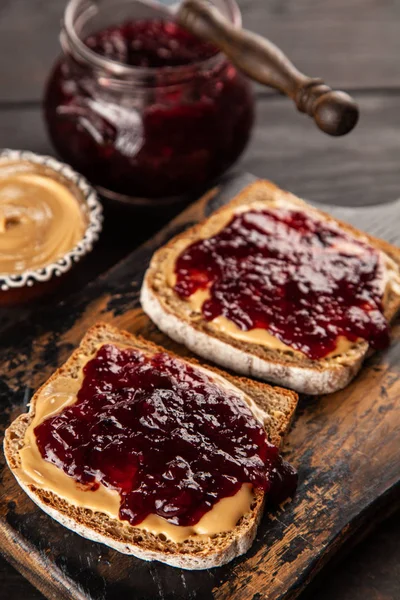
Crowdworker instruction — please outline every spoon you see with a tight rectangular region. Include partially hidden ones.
[136,0,359,136]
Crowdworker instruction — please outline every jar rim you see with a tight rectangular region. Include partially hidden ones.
[63,0,242,79]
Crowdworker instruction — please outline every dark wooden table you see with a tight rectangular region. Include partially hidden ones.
[1,1,400,598]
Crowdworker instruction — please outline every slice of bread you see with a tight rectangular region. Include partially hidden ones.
[4,322,298,570]
[141,180,400,395]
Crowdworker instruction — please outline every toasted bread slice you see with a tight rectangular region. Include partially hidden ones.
[141,180,400,395]
[4,322,297,570]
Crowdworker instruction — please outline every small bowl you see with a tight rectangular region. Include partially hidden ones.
[0,149,103,305]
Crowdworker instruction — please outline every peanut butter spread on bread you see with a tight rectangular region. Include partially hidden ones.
[17,343,261,543]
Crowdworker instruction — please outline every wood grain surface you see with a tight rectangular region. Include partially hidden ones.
[0,174,400,600]
[1,0,400,598]
[1,0,400,102]
[4,91,400,208]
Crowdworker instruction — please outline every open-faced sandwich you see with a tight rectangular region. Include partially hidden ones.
[141,180,400,394]
[4,323,297,569]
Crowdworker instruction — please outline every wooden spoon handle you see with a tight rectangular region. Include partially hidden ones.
[178,0,359,136]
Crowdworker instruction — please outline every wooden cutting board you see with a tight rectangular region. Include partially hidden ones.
[0,173,400,600]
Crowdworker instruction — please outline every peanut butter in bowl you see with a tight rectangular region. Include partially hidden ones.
[0,150,102,305]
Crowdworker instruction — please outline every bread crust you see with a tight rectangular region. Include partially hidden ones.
[4,322,298,570]
[141,180,400,395]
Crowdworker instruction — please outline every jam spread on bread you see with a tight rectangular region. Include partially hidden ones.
[34,344,296,527]
[174,208,390,359]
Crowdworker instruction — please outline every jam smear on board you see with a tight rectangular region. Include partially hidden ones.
[174,208,390,359]
[34,344,296,527]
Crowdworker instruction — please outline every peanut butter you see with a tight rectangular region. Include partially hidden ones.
[0,161,86,275]
[17,344,259,543]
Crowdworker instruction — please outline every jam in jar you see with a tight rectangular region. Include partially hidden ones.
[44,0,254,205]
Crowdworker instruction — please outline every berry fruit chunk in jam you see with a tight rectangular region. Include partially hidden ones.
[85,20,218,67]
[34,344,296,528]
[174,208,390,359]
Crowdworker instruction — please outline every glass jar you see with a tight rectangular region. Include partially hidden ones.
[43,0,255,206]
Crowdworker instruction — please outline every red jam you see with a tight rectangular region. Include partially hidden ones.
[44,20,254,199]
[34,344,296,527]
[174,208,390,359]
[85,20,218,67]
